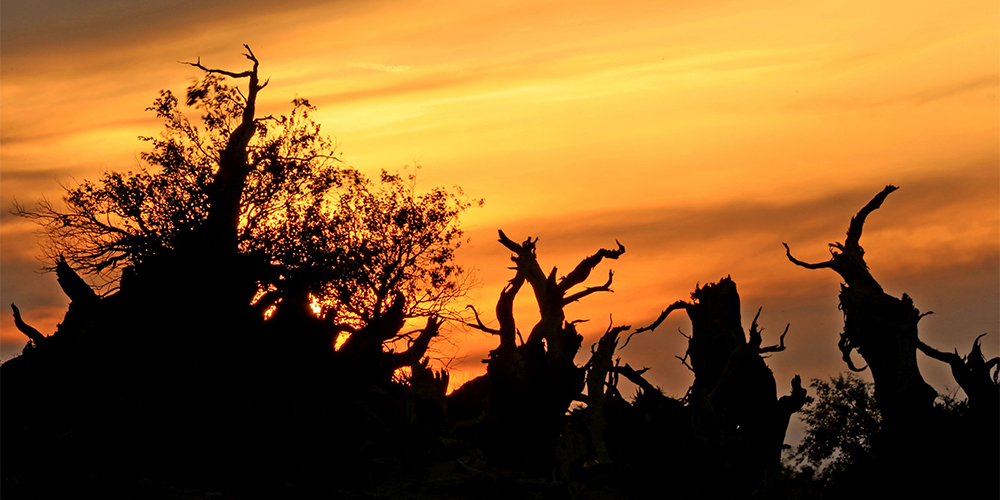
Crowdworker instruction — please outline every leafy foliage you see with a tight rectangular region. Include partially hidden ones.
[314,167,480,326]
[792,373,881,480]
[14,73,477,329]
[15,75,345,285]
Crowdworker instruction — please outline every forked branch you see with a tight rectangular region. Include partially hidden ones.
[464,304,499,335]
[784,185,898,292]
[559,241,625,293]
[563,270,614,306]
[747,307,789,353]
[181,44,269,91]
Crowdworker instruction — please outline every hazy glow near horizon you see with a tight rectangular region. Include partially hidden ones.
[2,0,997,405]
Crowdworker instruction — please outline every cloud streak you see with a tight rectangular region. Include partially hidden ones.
[1,0,996,415]
[347,62,413,72]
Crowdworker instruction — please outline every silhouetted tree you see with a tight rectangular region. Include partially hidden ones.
[915,333,999,426]
[3,47,480,499]
[13,47,477,357]
[784,185,999,496]
[625,277,807,498]
[458,230,625,471]
[793,373,881,483]
[783,186,938,430]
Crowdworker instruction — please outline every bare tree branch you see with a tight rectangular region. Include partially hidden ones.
[747,307,764,349]
[845,185,898,249]
[748,307,788,354]
[11,304,46,344]
[464,304,500,335]
[612,363,661,396]
[676,352,694,372]
[562,270,614,306]
[387,315,441,370]
[558,241,625,293]
[621,300,688,349]
[56,257,98,304]
[181,58,254,79]
[782,242,834,270]
[758,324,789,354]
[839,333,868,372]
[180,44,262,81]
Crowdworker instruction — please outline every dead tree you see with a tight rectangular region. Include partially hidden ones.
[783,185,938,428]
[785,184,998,497]
[584,323,631,465]
[461,230,625,471]
[917,334,999,424]
[627,277,806,496]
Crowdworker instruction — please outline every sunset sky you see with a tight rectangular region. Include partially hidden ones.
[2,0,997,441]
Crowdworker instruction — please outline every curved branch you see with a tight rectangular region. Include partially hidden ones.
[562,270,614,306]
[839,333,868,372]
[749,307,789,354]
[464,304,499,335]
[180,44,261,81]
[558,240,625,293]
[497,230,547,305]
[783,242,833,270]
[759,324,789,354]
[387,316,441,370]
[916,332,1000,415]
[621,300,688,349]
[845,185,898,249]
[915,338,963,365]
[11,304,46,344]
[182,58,253,79]
[612,363,661,396]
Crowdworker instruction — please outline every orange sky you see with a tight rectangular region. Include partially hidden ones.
[2,0,998,431]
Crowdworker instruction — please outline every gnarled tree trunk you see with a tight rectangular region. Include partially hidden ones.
[784,186,938,428]
[627,277,805,497]
[460,230,625,471]
[785,185,999,496]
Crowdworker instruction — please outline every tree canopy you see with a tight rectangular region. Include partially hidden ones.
[13,48,477,333]
[793,373,881,481]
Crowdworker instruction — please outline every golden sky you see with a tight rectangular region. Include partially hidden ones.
[2,0,998,417]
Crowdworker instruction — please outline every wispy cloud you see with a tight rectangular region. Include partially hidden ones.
[348,62,413,72]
